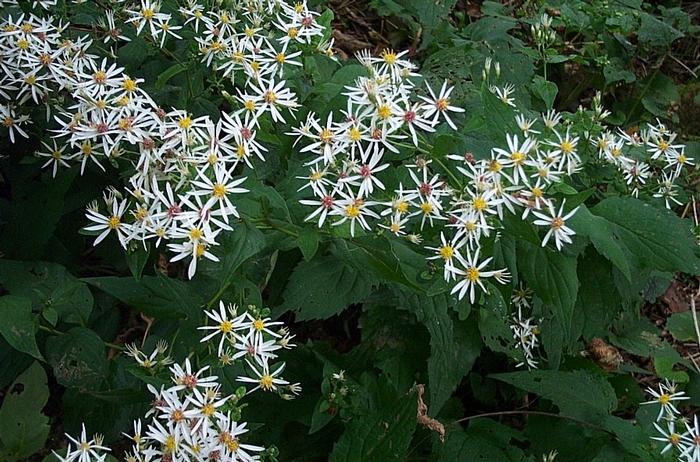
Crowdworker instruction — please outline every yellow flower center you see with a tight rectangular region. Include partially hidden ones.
[349,127,361,142]
[219,320,233,333]
[122,78,137,92]
[560,140,574,154]
[320,127,334,143]
[436,98,449,111]
[473,196,487,212]
[260,374,274,390]
[244,100,256,111]
[420,202,433,214]
[510,151,525,164]
[551,217,564,229]
[377,104,392,120]
[439,245,454,260]
[93,70,107,84]
[178,116,192,129]
[287,27,298,38]
[466,267,480,282]
[201,403,216,417]
[142,8,155,20]
[164,435,176,453]
[253,319,265,331]
[189,227,204,240]
[212,183,227,198]
[659,393,671,405]
[381,49,397,65]
[396,201,409,214]
[532,187,543,198]
[346,204,361,218]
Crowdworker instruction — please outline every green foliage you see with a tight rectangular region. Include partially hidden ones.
[0,362,50,461]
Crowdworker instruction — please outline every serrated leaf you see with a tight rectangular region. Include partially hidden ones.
[592,197,700,275]
[329,386,417,462]
[491,369,617,420]
[0,295,42,360]
[281,255,373,321]
[400,292,481,415]
[517,241,579,345]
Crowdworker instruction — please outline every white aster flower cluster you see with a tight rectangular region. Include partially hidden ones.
[56,299,299,462]
[593,119,694,208]
[200,301,299,397]
[643,380,700,461]
[56,359,266,462]
[0,2,331,279]
[290,47,464,235]
[291,51,590,303]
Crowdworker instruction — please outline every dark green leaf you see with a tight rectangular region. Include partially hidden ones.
[0,362,50,461]
[0,295,42,360]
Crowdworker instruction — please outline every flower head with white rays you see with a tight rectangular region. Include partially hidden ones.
[37,139,70,177]
[84,198,131,249]
[58,424,110,462]
[190,166,248,221]
[643,380,689,421]
[532,200,579,250]
[330,193,380,236]
[419,81,465,130]
[494,133,536,185]
[426,231,464,280]
[651,420,688,457]
[339,145,389,198]
[168,358,218,392]
[237,359,289,393]
[299,183,339,228]
[448,248,506,303]
[199,301,245,356]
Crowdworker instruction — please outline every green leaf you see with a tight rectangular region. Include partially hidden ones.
[0,362,50,461]
[638,12,684,48]
[0,295,42,360]
[569,205,632,281]
[45,327,107,390]
[640,73,680,118]
[125,243,150,280]
[204,221,266,291]
[400,292,481,415]
[437,421,525,461]
[84,274,205,319]
[667,311,697,342]
[532,75,558,109]
[297,228,320,261]
[491,369,617,420]
[329,384,417,462]
[0,168,76,260]
[155,63,188,89]
[0,260,93,325]
[517,241,579,345]
[280,254,373,321]
[592,196,700,275]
